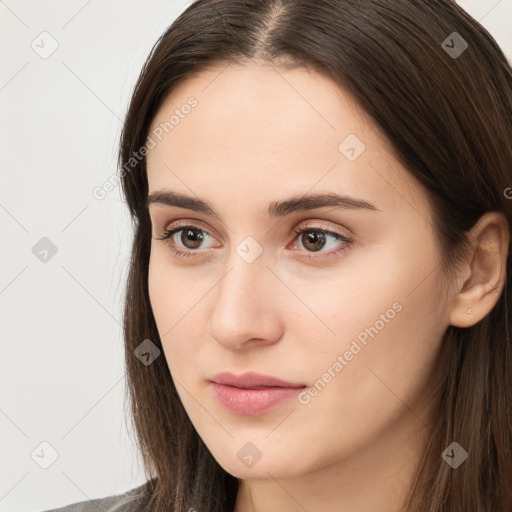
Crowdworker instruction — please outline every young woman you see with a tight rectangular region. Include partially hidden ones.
[43,0,512,511]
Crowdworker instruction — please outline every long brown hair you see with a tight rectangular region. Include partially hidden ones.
[116,1,512,510]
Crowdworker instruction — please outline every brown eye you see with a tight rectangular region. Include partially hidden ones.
[300,230,327,252]
[179,228,205,249]
[155,224,216,257]
[290,224,353,259]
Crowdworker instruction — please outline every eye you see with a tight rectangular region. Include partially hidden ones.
[154,221,353,260]
[289,223,352,260]
[154,222,218,258]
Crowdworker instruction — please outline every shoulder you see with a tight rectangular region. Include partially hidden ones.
[38,481,152,512]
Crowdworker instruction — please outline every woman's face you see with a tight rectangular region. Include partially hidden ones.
[146,62,451,480]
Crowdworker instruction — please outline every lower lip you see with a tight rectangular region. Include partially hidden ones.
[210,382,305,416]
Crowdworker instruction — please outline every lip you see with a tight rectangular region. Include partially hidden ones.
[209,372,307,416]
[210,371,306,389]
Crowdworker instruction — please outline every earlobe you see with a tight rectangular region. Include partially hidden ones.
[449,211,509,328]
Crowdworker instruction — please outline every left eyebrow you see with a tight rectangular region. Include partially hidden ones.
[146,190,380,219]
[268,192,380,217]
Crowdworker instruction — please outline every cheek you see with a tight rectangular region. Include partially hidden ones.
[295,230,444,379]
[148,249,198,330]
[147,253,211,370]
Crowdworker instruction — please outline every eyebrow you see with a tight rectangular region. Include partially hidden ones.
[146,190,380,218]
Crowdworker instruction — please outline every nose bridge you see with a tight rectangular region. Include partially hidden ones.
[215,246,268,322]
[208,242,283,348]
[217,232,269,308]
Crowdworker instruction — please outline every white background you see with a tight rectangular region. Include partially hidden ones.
[1,1,511,511]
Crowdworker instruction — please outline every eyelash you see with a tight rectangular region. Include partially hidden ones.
[155,221,353,260]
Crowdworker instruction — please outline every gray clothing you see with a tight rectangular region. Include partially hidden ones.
[38,482,150,512]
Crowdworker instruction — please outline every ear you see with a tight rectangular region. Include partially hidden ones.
[449,211,510,328]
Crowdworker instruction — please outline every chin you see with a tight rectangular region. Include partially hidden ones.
[210,446,308,480]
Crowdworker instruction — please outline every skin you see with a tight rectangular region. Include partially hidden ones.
[145,62,509,512]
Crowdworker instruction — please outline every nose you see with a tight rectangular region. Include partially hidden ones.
[208,252,284,350]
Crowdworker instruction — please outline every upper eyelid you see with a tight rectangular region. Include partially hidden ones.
[161,220,348,238]
[161,220,351,246]
[162,219,216,237]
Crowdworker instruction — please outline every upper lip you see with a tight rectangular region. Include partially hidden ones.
[210,371,306,389]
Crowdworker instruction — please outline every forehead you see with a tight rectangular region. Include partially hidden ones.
[146,62,430,219]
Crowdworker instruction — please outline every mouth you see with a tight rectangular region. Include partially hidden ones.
[209,372,307,416]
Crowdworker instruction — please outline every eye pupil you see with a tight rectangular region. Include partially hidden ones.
[302,230,326,252]
[181,228,204,249]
